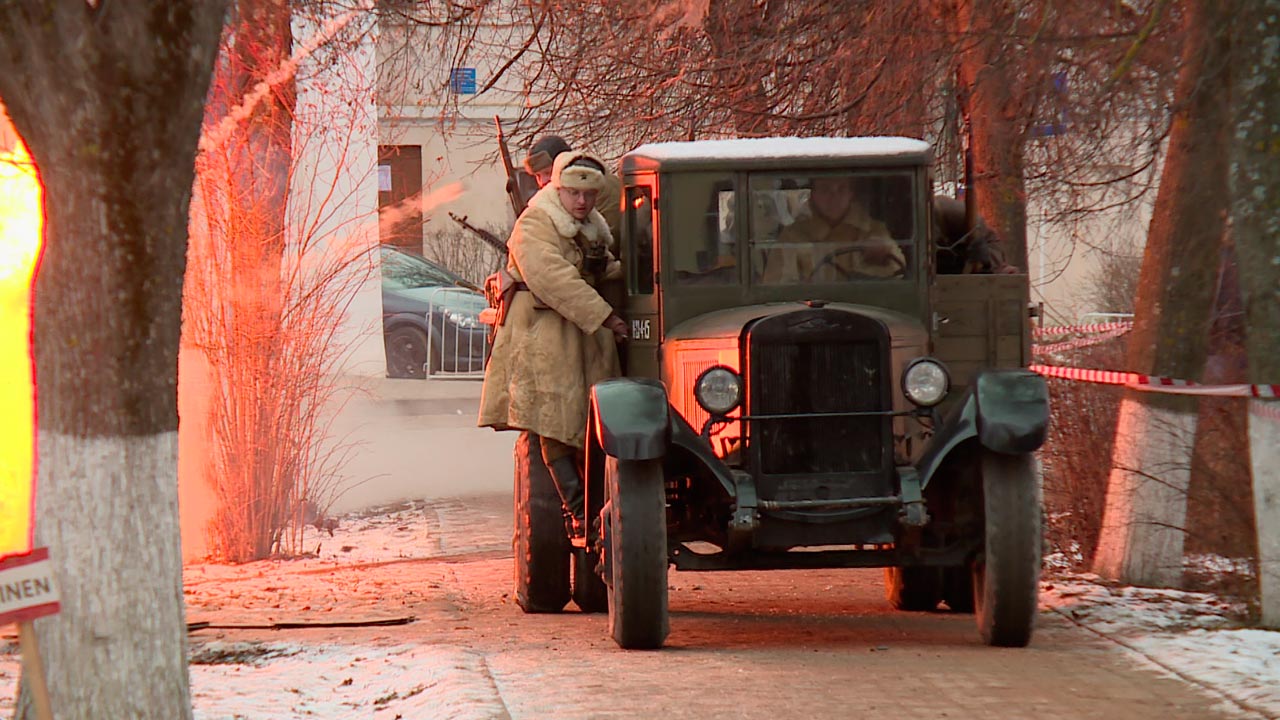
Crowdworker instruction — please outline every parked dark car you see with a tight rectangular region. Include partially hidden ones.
[380,246,489,378]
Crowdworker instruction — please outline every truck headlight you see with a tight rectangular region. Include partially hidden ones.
[902,358,949,407]
[695,366,742,415]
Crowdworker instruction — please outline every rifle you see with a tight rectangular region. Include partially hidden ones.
[449,212,508,256]
[495,115,530,219]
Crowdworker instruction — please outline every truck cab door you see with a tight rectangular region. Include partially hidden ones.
[622,176,661,379]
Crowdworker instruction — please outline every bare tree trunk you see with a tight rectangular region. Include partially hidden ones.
[1229,0,1280,627]
[201,0,299,563]
[951,0,1029,268]
[0,3,226,718]
[1092,0,1230,587]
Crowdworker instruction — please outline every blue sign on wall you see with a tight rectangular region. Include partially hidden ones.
[450,67,477,95]
[1033,70,1070,138]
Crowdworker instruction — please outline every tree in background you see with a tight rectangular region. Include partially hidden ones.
[939,0,1032,267]
[1091,0,1232,588]
[0,3,226,718]
[190,0,299,563]
[186,0,383,562]
[425,0,1178,278]
[1229,0,1280,627]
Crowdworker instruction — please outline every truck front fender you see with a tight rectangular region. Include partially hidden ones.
[589,378,671,461]
[973,369,1049,454]
[918,369,1049,490]
[668,410,737,498]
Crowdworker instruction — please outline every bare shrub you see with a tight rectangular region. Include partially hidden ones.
[1040,337,1128,569]
[1080,242,1143,317]
[185,7,378,562]
[422,222,507,285]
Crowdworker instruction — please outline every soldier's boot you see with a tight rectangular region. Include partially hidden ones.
[547,456,586,540]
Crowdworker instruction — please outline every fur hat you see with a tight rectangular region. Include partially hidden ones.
[523,135,572,175]
[552,151,607,192]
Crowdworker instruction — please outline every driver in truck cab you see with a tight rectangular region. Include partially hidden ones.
[759,175,905,283]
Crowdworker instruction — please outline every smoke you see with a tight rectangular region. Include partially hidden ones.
[198,0,376,155]
[378,181,468,233]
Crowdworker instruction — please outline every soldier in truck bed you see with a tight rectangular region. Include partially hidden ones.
[931,195,1016,274]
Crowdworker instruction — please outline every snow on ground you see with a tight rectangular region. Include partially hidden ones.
[1043,573,1280,717]
[189,642,507,720]
[0,640,506,720]
[184,496,509,583]
[3,504,1278,719]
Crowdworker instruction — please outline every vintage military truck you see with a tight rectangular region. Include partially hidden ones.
[511,137,1049,650]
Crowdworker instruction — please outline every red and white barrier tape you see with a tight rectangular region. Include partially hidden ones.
[1033,321,1133,339]
[1252,401,1280,423]
[1033,326,1131,355]
[1030,363,1280,399]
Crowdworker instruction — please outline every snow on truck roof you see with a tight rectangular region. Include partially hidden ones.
[624,136,931,167]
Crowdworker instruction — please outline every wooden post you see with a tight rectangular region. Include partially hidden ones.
[17,621,53,720]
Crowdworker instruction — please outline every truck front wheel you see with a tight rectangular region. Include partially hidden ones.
[972,451,1041,647]
[604,457,669,649]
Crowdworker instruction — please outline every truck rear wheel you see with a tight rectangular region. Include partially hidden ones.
[942,566,975,613]
[973,451,1041,647]
[883,567,941,611]
[605,457,669,649]
[513,432,571,613]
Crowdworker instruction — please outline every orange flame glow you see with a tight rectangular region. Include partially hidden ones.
[0,137,42,559]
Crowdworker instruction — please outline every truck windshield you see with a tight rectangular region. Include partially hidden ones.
[748,171,915,285]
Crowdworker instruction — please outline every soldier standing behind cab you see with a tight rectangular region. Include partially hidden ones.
[479,151,628,536]
[524,135,623,250]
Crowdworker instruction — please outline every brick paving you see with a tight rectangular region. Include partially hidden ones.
[180,492,1247,720]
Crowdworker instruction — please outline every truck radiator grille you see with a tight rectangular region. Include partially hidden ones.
[747,311,889,476]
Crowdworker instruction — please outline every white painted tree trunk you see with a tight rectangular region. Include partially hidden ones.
[1229,0,1280,630]
[1093,395,1197,587]
[1250,403,1280,626]
[0,5,225,718]
[21,433,191,719]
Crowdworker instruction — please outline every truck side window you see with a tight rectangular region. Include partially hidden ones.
[627,186,655,295]
[673,174,738,285]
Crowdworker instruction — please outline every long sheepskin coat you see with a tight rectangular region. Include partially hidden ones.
[478,185,622,448]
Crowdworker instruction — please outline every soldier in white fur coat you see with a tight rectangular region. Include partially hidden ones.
[478,151,627,534]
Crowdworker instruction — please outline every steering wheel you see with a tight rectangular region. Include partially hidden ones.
[807,244,906,282]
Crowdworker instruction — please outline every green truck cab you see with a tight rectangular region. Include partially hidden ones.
[514,137,1049,650]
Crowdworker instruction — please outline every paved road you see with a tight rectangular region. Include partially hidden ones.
[185,493,1241,720]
